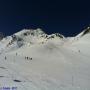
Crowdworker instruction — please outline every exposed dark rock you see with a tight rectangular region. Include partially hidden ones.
[0,67,6,69]
[0,76,4,77]
[13,80,21,82]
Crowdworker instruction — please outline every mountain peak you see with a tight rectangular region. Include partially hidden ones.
[76,26,90,38]
[35,28,45,34]
[81,26,90,36]
[14,28,46,37]
[13,28,65,40]
[47,33,64,39]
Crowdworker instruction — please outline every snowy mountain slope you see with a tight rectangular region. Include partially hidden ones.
[0,28,64,54]
[0,28,90,90]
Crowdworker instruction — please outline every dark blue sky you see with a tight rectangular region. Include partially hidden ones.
[0,0,90,36]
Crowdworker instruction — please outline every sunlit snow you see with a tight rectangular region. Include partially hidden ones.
[0,28,90,90]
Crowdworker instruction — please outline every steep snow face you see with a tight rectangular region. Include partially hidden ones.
[0,28,90,90]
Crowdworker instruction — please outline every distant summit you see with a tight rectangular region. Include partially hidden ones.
[14,28,65,40]
[76,26,90,38]
[14,28,46,36]
[81,26,90,36]
[0,28,65,53]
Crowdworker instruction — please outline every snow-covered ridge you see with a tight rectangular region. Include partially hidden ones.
[0,28,65,53]
[14,28,64,39]
[0,27,90,54]
[14,28,46,37]
[76,26,90,38]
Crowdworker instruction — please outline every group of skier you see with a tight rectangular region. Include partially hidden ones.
[25,56,32,60]
[4,53,32,61]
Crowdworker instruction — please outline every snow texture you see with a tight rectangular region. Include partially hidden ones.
[0,28,90,90]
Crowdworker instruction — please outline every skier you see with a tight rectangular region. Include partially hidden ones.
[30,58,32,60]
[78,50,80,53]
[5,56,7,60]
[16,53,17,56]
[27,57,28,60]
[29,57,32,60]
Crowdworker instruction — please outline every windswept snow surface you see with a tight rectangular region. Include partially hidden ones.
[0,29,90,90]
